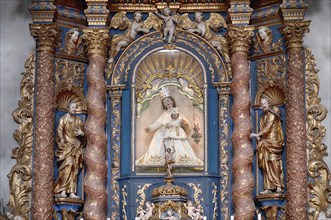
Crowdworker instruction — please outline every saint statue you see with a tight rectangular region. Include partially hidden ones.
[54,102,85,198]
[251,98,285,194]
[136,87,203,166]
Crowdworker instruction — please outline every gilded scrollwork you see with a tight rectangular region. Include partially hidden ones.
[7,52,35,220]
[187,183,204,213]
[305,48,331,220]
[217,89,230,220]
[122,185,128,220]
[55,59,85,90]
[136,183,152,214]
[256,56,286,88]
[212,182,218,220]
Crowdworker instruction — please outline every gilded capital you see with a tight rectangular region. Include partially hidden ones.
[29,24,60,51]
[281,20,310,49]
[82,28,109,56]
[227,25,254,54]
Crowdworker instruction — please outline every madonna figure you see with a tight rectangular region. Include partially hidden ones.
[136,87,202,166]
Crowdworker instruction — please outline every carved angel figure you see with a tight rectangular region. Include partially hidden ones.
[155,7,178,44]
[181,12,230,63]
[64,28,83,56]
[108,12,156,64]
[256,26,273,53]
[184,200,196,219]
[54,102,85,198]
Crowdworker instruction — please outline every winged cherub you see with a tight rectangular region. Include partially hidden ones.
[181,12,230,64]
[108,12,151,64]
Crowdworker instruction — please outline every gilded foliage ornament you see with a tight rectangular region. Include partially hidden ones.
[305,48,331,220]
[7,52,35,220]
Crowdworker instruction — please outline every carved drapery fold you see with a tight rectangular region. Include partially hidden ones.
[227,25,255,220]
[82,28,109,220]
[281,20,310,220]
[29,23,60,220]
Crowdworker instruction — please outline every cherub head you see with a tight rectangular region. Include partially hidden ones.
[166,148,172,153]
[68,28,79,42]
[163,7,171,16]
[258,26,271,41]
[194,12,204,23]
[167,209,174,216]
[134,11,143,23]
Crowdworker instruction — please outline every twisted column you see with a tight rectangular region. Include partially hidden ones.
[29,24,60,220]
[281,20,310,220]
[82,28,109,220]
[227,25,255,220]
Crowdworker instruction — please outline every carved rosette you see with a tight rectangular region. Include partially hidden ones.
[281,20,310,220]
[82,28,109,220]
[29,24,60,220]
[109,85,125,220]
[7,52,35,220]
[227,25,255,220]
[305,48,331,220]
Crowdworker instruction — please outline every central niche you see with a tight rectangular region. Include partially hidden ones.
[133,49,206,173]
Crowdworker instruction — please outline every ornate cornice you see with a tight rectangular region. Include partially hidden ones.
[280,0,307,21]
[227,25,254,54]
[29,0,57,23]
[84,0,109,26]
[29,24,61,51]
[227,0,253,25]
[281,20,310,49]
[82,28,109,56]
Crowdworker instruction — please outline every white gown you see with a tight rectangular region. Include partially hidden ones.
[136,110,203,166]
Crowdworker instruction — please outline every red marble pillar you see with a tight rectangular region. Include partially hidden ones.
[82,28,109,220]
[227,25,255,220]
[29,24,60,220]
[282,20,310,220]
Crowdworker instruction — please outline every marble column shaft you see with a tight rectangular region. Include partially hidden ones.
[29,23,60,220]
[82,28,109,220]
[282,20,310,220]
[227,25,255,220]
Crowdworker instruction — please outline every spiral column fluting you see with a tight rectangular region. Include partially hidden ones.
[227,25,255,220]
[29,24,60,220]
[282,20,310,220]
[82,28,109,220]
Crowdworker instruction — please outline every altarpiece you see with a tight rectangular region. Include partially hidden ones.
[4,0,331,220]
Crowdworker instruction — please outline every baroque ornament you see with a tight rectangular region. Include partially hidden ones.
[7,52,35,220]
[281,20,310,220]
[82,28,109,220]
[29,23,60,220]
[305,48,331,220]
[227,24,255,220]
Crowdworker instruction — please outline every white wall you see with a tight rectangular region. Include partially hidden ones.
[0,0,330,215]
